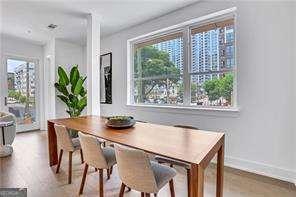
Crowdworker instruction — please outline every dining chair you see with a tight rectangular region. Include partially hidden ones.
[54,124,84,184]
[78,132,117,196]
[115,145,177,197]
[154,125,198,197]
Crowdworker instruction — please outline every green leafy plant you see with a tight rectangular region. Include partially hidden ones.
[54,65,87,137]
[54,65,87,117]
[203,74,233,104]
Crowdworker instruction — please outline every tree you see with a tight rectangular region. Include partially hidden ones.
[134,46,180,102]
[203,74,233,104]
[203,78,221,101]
[220,74,233,103]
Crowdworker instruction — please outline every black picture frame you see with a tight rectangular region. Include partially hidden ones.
[100,52,112,104]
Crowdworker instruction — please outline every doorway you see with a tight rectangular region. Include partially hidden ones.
[2,56,40,132]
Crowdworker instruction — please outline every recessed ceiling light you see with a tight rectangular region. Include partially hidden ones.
[27,30,32,34]
[47,24,58,29]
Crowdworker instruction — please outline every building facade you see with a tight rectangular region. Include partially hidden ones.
[14,63,35,97]
[152,25,235,85]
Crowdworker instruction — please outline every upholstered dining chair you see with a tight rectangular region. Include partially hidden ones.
[78,132,117,196]
[155,125,198,197]
[54,124,84,184]
[115,145,177,197]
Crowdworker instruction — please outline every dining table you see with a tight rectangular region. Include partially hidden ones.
[47,115,225,197]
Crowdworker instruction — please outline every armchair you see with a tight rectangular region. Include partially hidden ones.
[0,112,16,157]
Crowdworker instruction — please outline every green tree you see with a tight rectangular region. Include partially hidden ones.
[134,46,180,102]
[220,74,233,103]
[203,78,221,101]
[203,74,233,104]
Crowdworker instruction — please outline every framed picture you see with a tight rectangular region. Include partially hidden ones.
[100,52,112,104]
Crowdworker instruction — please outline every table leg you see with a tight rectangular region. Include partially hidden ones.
[48,121,58,166]
[190,163,204,197]
[216,142,224,197]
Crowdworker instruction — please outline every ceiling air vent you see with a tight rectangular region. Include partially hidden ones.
[47,24,58,29]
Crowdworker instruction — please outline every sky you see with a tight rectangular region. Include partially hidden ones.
[7,59,27,73]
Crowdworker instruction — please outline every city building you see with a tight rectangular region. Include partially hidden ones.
[14,63,35,97]
[152,25,235,85]
[153,38,184,73]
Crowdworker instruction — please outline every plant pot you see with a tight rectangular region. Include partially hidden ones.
[23,117,32,124]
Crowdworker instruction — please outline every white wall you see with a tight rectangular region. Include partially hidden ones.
[292,3,296,185]
[100,1,296,182]
[1,34,45,129]
[55,39,85,118]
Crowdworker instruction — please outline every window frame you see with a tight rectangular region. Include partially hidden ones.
[127,7,238,111]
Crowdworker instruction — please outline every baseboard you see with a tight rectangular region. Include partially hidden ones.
[224,156,296,184]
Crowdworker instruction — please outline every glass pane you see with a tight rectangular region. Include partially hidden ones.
[191,21,235,72]
[133,77,183,105]
[190,72,234,107]
[133,34,184,104]
[7,59,36,125]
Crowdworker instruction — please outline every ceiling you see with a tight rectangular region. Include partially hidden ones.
[0,0,199,45]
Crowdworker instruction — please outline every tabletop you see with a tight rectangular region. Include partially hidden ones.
[49,115,224,164]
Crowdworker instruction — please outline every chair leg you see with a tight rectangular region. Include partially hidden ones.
[127,187,131,192]
[56,149,63,173]
[110,166,113,174]
[145,193,150,197]
[79,163,89,194]
[170,164,173,167]
[99,169,104,197]
[102,141,106,147]
[80,149,84,164]
[169,179,175,197]
[107,168,110,180]
[154,193,157,197]
[141,192,145,197]
[95,167,98,171]
[119,183,126,197]
[186,169,191,197]
[68,151,73,184]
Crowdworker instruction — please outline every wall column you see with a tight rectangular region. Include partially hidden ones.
[86,14,100,115]
[42,38,56,129]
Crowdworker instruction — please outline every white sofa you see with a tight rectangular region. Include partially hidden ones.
[0,112,16,145]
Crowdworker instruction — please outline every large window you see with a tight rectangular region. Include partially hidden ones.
[133,33,184,105]
[129,13,236,109]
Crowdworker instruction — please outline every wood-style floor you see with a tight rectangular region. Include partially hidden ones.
[0,131,295,197]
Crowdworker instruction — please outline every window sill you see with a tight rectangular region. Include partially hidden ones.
[126,104,240,117]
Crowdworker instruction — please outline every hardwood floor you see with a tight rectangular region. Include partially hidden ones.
[0,130,295,197]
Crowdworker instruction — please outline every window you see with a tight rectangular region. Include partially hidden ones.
[133,32,184,105]
[190,18,235,107]
[128,12,236,109]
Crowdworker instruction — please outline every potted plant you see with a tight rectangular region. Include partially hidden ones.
[54,65,87,137]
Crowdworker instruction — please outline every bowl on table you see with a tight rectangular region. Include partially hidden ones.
[105,116,136,129]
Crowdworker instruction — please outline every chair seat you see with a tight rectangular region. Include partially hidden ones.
[102,147,117,167]
[72,138,81,150]
[150,161,177,189]
[155,156,190,169]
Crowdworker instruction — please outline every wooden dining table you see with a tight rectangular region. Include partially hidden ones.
[47,115,225,197]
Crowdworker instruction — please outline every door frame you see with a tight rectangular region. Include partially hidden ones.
[2,55,41,132]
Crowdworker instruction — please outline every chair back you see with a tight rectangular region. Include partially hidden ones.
[114,145,158,193]
[78,132,108,169]
[174,125,198,130]
[54,124,75,152]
